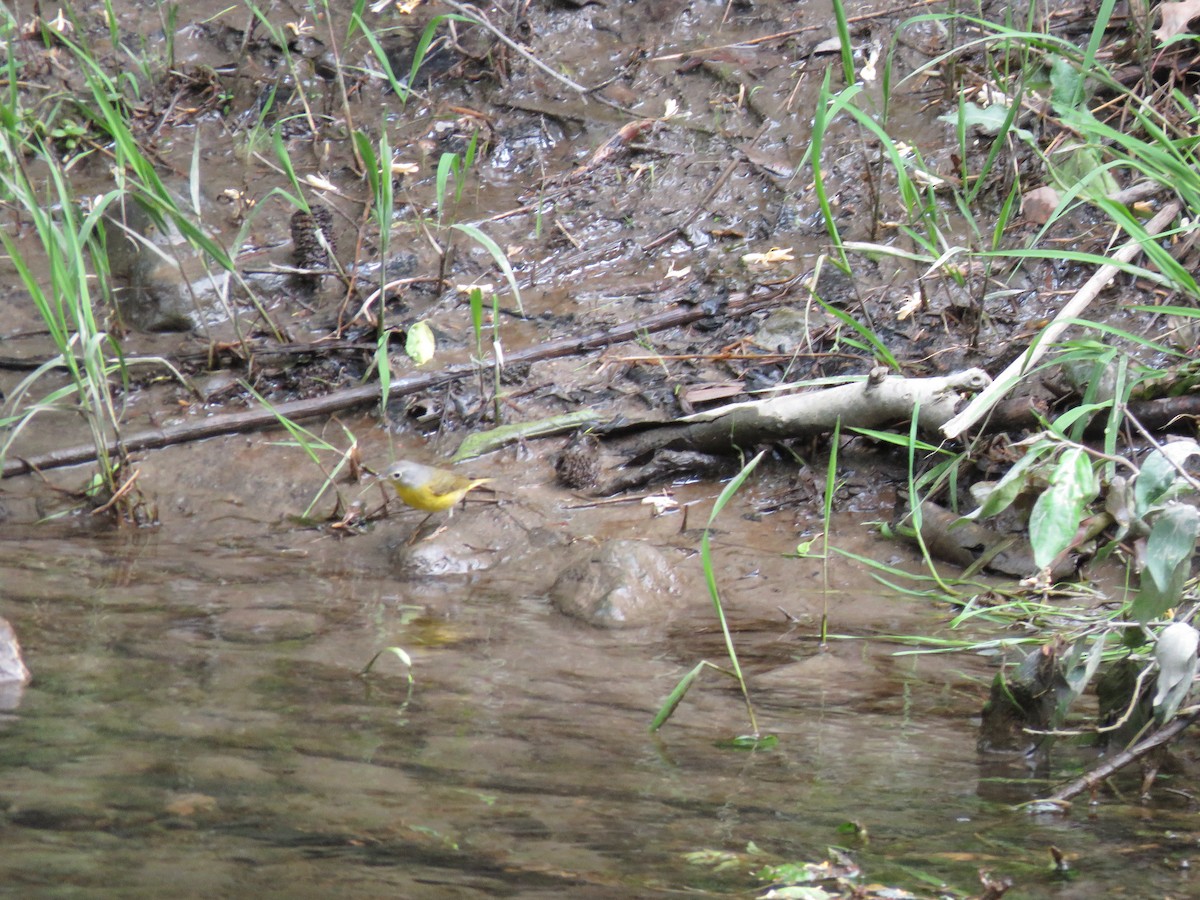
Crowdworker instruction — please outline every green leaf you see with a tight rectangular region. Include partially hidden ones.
[1144,504,1200,594]
[650,661,706,732]
[451,223,523,314]
[969,439,1054,519]
[1056,631,1108,721]
[405,320,436,366]
[353,129,379,197]
[361,645,414,680]
[469,286,485,358]
[1153,622,1200,723]
[1029,447,1096,569]
[450,408,605,462]
[1132,560,1191,623]
[940,101,1033,142]
[1048,142,1119,202]
[1135,439,1200,512]
[1049,56,1085,114]
[435,151,460,215]
[376,329,392,412]
[792,533,824,558]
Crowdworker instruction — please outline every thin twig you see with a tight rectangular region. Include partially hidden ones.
[442,1,591,94]
[644,121,770,251]
[1125,409,1200,495]
[648,0,943,61]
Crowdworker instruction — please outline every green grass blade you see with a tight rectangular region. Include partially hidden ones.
[451,223,523,314]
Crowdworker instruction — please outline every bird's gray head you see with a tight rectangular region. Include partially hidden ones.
[384,460,427,488]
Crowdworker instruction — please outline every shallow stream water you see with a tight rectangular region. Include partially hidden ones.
[2,443,1198,898]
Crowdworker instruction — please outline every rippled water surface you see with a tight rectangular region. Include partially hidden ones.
[2,476,1197,899]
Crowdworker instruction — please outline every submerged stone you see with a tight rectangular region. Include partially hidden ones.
[548,539,681,628]
[214,608,323,644]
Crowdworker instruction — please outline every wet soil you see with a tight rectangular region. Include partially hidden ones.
[2,0,1199,896]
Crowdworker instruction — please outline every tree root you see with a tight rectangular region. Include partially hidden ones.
[606,366,992,459]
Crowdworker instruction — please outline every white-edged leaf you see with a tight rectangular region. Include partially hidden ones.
[1135,438,1200,512]
[1154,621,1199,723]
[1029,447,1096,569]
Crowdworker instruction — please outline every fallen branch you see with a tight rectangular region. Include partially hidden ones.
[1045,705,1200,803]
[942,200,1183,439]
[1,287,787,479]
[608,366,991,458]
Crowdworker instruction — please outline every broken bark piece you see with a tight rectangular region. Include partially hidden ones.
[978,637,1071,756]
[290,204,336,288]
[907,500,1076,581]
[608,367,991,458]
[595,449,733,495]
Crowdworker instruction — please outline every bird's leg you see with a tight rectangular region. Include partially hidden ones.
[406,512,435,545]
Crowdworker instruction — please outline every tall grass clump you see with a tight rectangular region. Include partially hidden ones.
[0,9,207,519]
[0,137,131,509]
[801,5,1200,752]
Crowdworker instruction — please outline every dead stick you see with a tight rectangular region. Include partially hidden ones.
[442,0,590,94]
[1046,706,1200,803]
[1,289,786,478]
[644,122,771,252]
[942,200,1183,439]
[648,0,943,61]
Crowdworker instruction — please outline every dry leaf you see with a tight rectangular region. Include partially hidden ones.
[681,382,744,405]
[812,36,843,55]
[641,492,679,515]
[910,168,947,189]
[896,292,922,321]
[741,247,794,267]
[1022,185,1061,224]
[1155,0,1200,42]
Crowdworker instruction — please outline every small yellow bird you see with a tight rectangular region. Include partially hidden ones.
[383,460,491,514]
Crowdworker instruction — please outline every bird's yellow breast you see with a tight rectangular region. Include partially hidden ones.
[393,480,468,512]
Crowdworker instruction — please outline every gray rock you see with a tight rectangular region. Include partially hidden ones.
[391,531,498,577]
[102,198,232,332]
[548,540,682,628]
[0,616,30,684]
[0,616,31,712]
